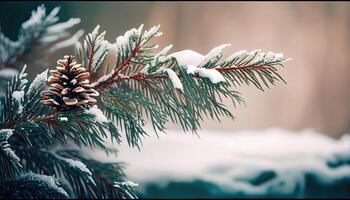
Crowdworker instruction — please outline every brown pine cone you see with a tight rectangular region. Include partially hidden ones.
[41,55,99,108]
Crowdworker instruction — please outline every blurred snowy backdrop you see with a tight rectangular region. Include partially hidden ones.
[1,1,350,198]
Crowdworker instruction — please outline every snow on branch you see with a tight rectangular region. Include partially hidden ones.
[0,5,81,69]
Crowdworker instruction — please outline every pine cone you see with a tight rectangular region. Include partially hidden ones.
[41,55,99,108]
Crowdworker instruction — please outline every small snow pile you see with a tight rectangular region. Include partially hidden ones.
[169,50,204,67]
[199,44,231,67]
[169,49,226,84]
[85,105,108,124]
[195,68,226,84]
[0,129,20,163]
[22,172,69,198]
[163,69,183,90]
[63,158,92,176]
[59,117,68,122]
[12,91,24,114]
[27,69,48,98]
[116,24,144,49]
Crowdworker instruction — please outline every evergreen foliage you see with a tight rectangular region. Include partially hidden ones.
[0,5,289,199]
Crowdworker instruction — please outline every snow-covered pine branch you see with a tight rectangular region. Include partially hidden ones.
[0,5,82,69]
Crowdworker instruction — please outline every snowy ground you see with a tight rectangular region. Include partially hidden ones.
[89,128,350,198]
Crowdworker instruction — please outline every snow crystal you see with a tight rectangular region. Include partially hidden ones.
[164,69,183,90]
[169,50,204,67]
[49,29,84,52]
[195,68,226,84]
[12,91,24,114]
[199,44,231,66]
[27,69,48,98]
[85,105,109,124]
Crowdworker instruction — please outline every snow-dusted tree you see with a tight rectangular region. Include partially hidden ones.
[0,5,290,199]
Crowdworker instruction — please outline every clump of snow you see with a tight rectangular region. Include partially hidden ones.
[156,44,173,57]
[22,172,69,198]
[27,69,48,98]
[0,129,20,163]
[200,44,231,67]
[114,181,139,188]
[163,69,183,90]
[195,68,226,84]
[169,50,205,67]
[12,91,24,114]
[59,117,68,122]
[85,105,109,124]
[63,158,92,176]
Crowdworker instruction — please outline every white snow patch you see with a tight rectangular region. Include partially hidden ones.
[59,117,68,122]
[84,128,350,197]
[195,68,226,84]
[164,69,183,90]
[23,172,69,198]
[200,44,231,66]
[156,44,173,57]
[28,69,48,98]
[63,158,92,176]
[85,105,109,124]
[225,50,248,62]
[12,91,24,114]
[0,129,20,162]
[169,50,204,67]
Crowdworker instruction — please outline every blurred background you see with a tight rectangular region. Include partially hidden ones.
[1,1,350,138]
[1,1,350,198]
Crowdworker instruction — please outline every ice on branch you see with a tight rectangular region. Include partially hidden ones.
[27,69,48,98]
[164,69,183,90]
[85,105,109,124]
[12,91,24,114]
[156,44,173,57]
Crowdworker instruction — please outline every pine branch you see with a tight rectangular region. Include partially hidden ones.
[71,25,290,148]
[0,5,82,69]
[0,172,69,199]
